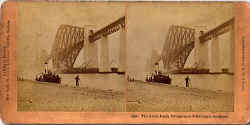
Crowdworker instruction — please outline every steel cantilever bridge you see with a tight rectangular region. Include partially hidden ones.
[50,16,126,72]
[161,18,234,72]
[161,25,195,70]
[50,15,233,73]
[51,25,85,69]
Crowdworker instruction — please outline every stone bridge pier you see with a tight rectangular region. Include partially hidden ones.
[99,35,110,72]
[118,25,126,72]
[195,18,234,73]
[209,35,220,73]
[99,24,126,72]
[84,30,98,71]
[88,16,126,73]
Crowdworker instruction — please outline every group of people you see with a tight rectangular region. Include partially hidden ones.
[36,70,61,83]
[127,75,135,82]
[145,71,191,88]
[145,72,172,84]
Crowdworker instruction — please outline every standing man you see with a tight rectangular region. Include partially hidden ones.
[75,75,80,87]
[185,76,190,88]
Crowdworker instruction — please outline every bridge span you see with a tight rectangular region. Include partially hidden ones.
[50,16,126,73]
[50,16,233,75]
[161,18,234,73]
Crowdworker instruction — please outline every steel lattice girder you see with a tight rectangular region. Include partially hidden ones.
[199,18,234,43]
[161,25,195,71]
[89,16,125,43]
[51,25,85,69]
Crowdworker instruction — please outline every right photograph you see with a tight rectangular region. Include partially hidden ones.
[126,3,234,112]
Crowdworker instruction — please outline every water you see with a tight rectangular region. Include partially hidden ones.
[59,73,126,91]
[127,71,233,92]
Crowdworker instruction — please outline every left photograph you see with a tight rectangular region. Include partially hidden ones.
[17,2,127,112]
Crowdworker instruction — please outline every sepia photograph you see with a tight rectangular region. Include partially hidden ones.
[16,2,235,113]
[1,1,250,124]
[125,3,234,112]
[17,2,127,112]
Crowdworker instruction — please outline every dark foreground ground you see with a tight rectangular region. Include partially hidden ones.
[18,80,125,112]
[127,81,234,112]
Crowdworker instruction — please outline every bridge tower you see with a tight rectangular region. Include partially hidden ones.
[89,16,126,73]
[99,35,110,72]
[99,23,126,72]
[118,24,126,72]
[198,18,234,73]
[84,29,98,72]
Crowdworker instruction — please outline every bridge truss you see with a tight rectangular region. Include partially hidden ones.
[89,16,125,43]
[161,25,195,71]
[51,25,85,70]
[50,16,125,71]
[199,18,234,43]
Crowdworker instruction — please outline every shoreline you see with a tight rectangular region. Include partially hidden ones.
[18,79,125,112]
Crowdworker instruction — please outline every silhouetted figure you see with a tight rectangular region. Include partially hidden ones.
[75,75,80,87]
[185,76,190,88]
